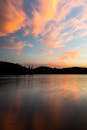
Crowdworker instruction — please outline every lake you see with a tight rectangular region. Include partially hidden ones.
[0,75,87,130]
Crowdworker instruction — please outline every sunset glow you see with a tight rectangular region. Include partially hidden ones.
[0,0,87,67]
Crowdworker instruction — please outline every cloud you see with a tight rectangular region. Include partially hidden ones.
[36,0,87,48]
[59,50,80,61]
[3,42,24,55]
[43,50,54,56]
[1,0,87,51]
[39,0,58,21]
[48,60,70,68]
[31,10,43,36]
[30,0,58,36]
[46,50,80,68]
[2,38,33,55]
[23,28,30,36]
[55,0,84,22]
[27,43,34,48]
[0,0,26,36]
[43,37,63,48]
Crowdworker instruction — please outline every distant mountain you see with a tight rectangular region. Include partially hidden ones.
[33,66,87,74]
[0,61,87,75]
[0,61,28,75]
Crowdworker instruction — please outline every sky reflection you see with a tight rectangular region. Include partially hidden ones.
[0,75,87,130]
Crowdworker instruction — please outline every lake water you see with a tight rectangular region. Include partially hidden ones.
[0,75,87,130]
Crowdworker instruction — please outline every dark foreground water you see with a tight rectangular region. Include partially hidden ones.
[0,75,87,130]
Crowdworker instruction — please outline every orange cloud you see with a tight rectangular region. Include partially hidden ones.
[59,50,80,61]
[44,38,63,48]
[31,10,43,36]
[1,0,87,52]
[39,0,58,22]
[0,0,26,36]
[43,50,54,56]
[31,0,58,36]
[48,60,70,68]
[37,0,87,48]
[23,0,86,42]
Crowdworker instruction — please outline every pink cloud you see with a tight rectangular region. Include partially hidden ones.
[2,38,33,55]
[27,43,34,48]
[1,0,87,50]
[37,0,87,48]
[43,50,54,56]
[44,37,63,48]
[23,28,30,36]
[55,0,85,22]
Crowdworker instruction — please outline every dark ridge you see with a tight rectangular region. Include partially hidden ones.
[0,61,28,75]
[0,61,87,75]
[33,66,87,74]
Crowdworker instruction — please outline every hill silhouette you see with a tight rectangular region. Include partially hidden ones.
[0,61,28,75]
[33,66,87,74]
[0,61,87,75]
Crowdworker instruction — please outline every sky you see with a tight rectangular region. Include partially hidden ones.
[0,0,87,68]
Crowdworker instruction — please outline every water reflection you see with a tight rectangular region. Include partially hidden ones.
[0,75,87,130]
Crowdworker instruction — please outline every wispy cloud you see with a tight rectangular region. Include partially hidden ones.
[27,43,34,48]
[1,0,87,44]
[39,0,58,21]
[43,50,54,56]
[43,37,63,48]
[23,28,30,36]
[2,38,33,55]
[0,0,26,36]
[1,0,87,67]
[59,50,80,61]
[30,0,58,36]
[33,0,87,48]
[48,49,81,68]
